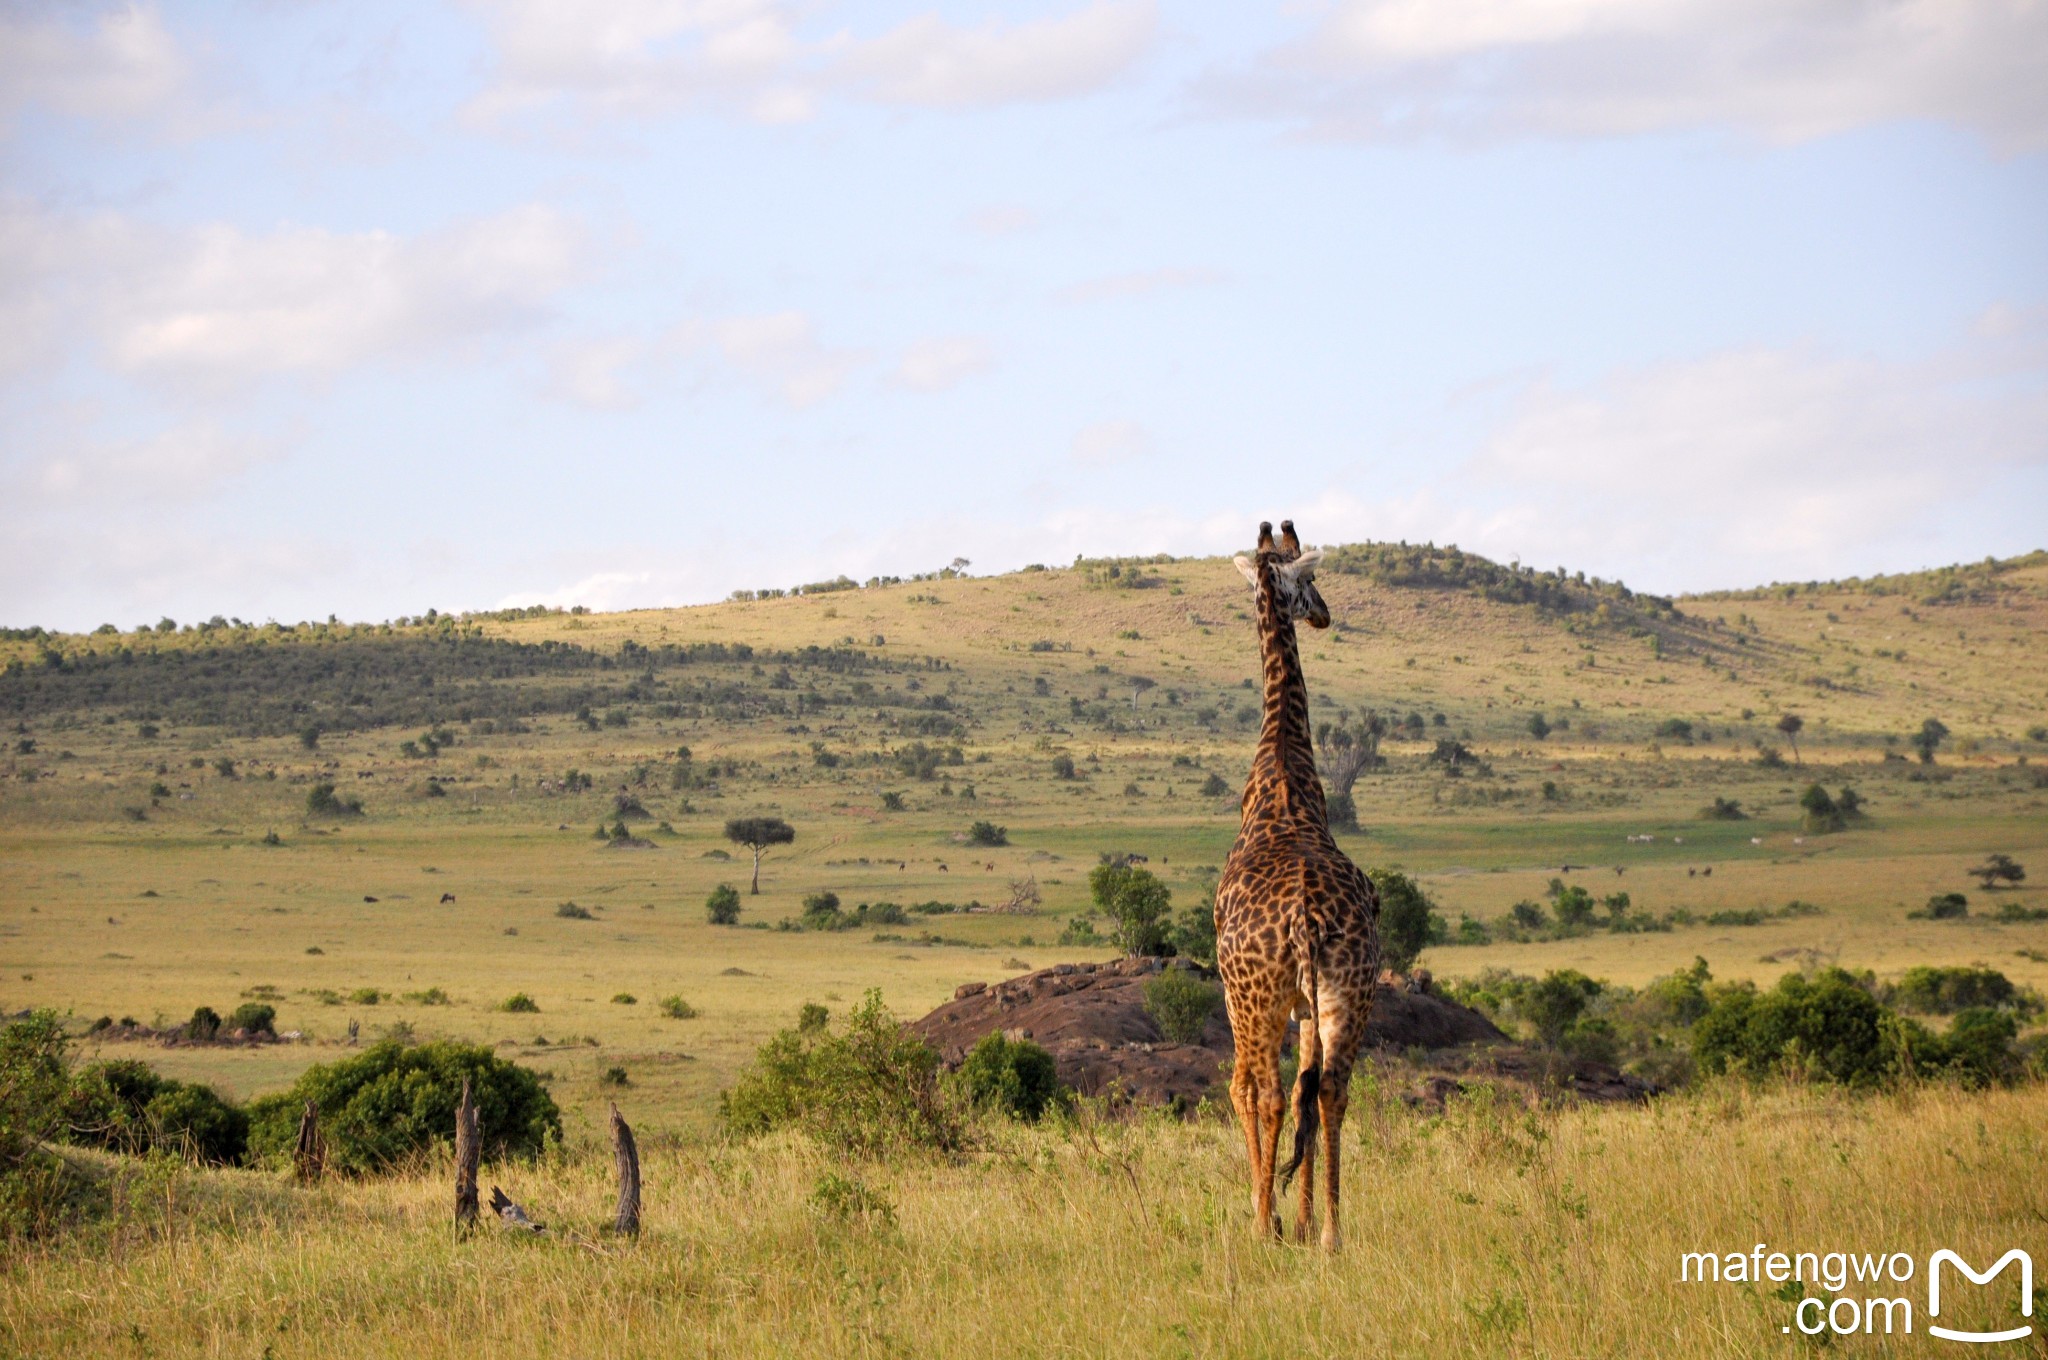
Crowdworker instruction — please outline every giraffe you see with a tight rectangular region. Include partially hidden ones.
[1215,519,1382,1249]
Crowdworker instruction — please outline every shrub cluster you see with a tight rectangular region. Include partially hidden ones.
[248,1040,560,1173]
[1142,969,1223,1043]
[951,1033,1068,1122]
[721,992,963,1156]
[1446,958,2037,1090]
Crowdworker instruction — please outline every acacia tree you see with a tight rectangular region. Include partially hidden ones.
[724,816,795,894]
[1968,854,2026,890]
[1776,713,1804,765]
[1912,718,1950,764]
[1318,710,1386,801]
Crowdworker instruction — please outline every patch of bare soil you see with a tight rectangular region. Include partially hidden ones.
[910,959,1655,1113]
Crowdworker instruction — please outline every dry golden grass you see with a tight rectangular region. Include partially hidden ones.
[4,1079,2042,1358]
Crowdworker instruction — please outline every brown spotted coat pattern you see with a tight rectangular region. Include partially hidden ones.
[1215,520,1381,1249]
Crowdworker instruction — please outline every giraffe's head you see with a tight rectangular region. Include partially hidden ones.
[1234,519,1330,629]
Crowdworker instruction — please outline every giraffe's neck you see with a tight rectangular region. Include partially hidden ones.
[1243,559,1326,833]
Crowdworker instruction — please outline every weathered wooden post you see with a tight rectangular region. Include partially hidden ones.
[609,1102,641,1237]
[292,1099,323,1183]
[454,1077,480,1233]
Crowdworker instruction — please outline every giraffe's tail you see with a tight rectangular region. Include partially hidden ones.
[1278,946,1323,1188]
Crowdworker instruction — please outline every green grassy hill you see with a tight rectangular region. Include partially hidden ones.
[2,542,2045,1137]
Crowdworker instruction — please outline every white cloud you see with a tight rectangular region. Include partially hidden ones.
[962,202,1039,235]
[833,1,1156,108]
[2,200,588,389]
[24,417,285,504]
[690,310,865,407]
[895,335,992,392]
[1071,418,1149,465]
[461,0,1157,127]
[1056,266,1223,303]
[545,336,649,410]
[0,4,192,130]
[495,569,655,612]
[1354,320,2048,589]
[1221,0,2048,150]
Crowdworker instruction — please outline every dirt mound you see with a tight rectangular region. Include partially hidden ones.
[912,957,1527,1112]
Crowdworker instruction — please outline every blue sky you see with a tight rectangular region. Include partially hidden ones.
[4,1,2045,630]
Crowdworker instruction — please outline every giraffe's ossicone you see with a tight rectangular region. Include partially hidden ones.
[1214,519,1382,1249]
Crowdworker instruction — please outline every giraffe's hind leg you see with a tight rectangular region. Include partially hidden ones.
[1291,1013,1318,1244]
[1314,984,1372,1252]
[1228,1000,1289,1238]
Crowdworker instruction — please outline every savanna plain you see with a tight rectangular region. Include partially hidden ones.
[3,543,2046,1357]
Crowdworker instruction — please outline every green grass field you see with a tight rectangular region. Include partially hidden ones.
[3,543,2045,1354]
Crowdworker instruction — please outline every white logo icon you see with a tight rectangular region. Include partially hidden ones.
[1928,1249,2033,1344]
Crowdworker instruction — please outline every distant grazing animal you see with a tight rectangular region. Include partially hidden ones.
[439,893,456,904]
[939,863,948,872]
[363,895,378,903]
[1215,520,1380,1250]
[1702,867,1712,877]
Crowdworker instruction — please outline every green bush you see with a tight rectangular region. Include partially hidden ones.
[1169,898,1217,966]
[1693,969,1895,1084]
[659,995,697,1020]
[184,1006,222,1041]
[1523,970,1602,1046]
[1143,969,1223,1043]
[63,1059,247,1164]
[499,993,539,1013]
[1933,1008,2019,1086]
[721,991,962,1157]
[800,891,843,930]
[306,782,363,817]
[226,1002,276,1035]
[706,883,742,925]
[966,820,1007,847]
[247,1040,559,1174]
[1640,957,1714,1026]
[952,1033,1068,1122]
[1886,966,2018,1014]
[0,1013,88,1240]
[1911,892,1969,920]
[1089,861,1172,956]
[1367,870,1445,974]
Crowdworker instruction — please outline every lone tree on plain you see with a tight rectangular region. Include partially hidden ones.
[1912,717,1949,764]
[724,816,795,894]
[1968,854,2026,890]
[1776,713,1804,765]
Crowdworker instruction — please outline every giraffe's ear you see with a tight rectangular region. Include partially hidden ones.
[1233,555,1259,587]
[1289,548,1324,578]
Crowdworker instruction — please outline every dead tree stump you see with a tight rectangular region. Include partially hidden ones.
[609,1102,641,1237]
[454,1077,480,1233]
[292,1099,324,1183]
